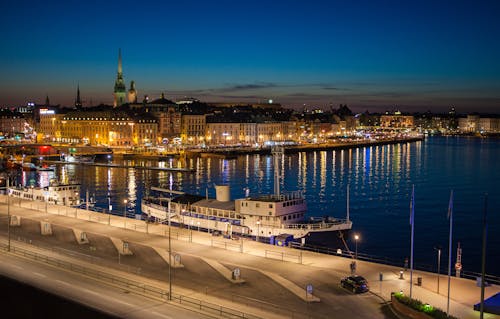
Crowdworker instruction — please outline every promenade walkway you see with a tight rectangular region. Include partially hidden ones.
[1,195,498,319]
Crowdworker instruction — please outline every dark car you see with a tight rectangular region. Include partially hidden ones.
[340,275,369,293]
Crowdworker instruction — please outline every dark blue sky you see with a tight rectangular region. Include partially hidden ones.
[1,0,499,113]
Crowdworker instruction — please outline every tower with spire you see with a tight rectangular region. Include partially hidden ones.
[128,80,137,103]
[113,49,126,107]
[75,84,82,109]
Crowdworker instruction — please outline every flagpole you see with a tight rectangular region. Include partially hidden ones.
[410,185,415,298]
[447,190,453,316]
[479,194,488,319]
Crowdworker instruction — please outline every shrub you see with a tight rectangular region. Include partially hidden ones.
[392,292,458,319]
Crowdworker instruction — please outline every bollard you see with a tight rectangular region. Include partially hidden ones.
[417,277,422,286]
[399,270,404,279]
[379,272,383,281]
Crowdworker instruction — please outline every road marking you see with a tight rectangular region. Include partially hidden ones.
[151,311,172,319]
[33,272,46,278]
[82,289,132,307]
[55,280,71,286]
[8,264,23,270]
[82,288,101,296]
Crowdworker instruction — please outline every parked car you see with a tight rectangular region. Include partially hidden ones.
[340,275,369,293]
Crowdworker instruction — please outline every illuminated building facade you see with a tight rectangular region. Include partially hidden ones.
[58,110,157,146]
[181,114,206,145]
[380,114,415,128]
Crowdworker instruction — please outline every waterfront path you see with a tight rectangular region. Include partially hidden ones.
[1,195,498,319]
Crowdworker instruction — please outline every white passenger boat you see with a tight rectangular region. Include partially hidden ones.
[8,180,81,206]
[142,185,352,243]
[142,147,352,244]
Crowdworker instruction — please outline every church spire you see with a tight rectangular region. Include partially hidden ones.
[113,48,126,107]
[118,48,122,75]
[75,84,82,109]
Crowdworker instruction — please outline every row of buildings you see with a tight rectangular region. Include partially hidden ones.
[1,51,498,147]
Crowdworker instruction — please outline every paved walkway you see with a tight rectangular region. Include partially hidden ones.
[2,196,499,319]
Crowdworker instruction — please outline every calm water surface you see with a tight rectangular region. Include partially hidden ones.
[20,136,500,275]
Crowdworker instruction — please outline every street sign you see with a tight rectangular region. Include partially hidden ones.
[306,284,313,295]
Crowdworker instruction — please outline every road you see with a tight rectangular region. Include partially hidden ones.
[0,251,213,319]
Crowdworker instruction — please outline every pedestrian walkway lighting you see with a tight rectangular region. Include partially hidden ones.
[123,199,127,218]
[354,234,359,259]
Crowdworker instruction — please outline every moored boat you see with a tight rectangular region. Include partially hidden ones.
[142,185,352,244]
[7,179,81,206]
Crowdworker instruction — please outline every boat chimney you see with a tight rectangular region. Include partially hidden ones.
[215,185,230,202]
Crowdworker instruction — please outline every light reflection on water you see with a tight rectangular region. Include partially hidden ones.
[12,137,500,275]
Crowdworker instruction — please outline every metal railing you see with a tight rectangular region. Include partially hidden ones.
[289,242,500,284]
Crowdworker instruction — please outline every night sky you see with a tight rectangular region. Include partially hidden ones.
[1,0,499,113]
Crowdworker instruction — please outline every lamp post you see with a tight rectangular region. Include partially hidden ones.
[354,234,359,259]
[167,198,172,300]
[434,246,442,294]
[7,178,10,252]
[123,199,127,218]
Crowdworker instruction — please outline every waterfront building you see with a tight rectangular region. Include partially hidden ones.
[458,114,500,133]
[380,112,415,129]
[206,122,240,145]
[131,93,181,142]
[181,114,206,145]
[38,108,65,142]
[380,114,414,129]
[0,109,28,138]
[113,49,127,107]
[59,108,157,146]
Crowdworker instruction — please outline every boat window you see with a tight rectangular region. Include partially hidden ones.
[268,212,272,216]
[241,202,244,207]
[269,204,273,209]
[256,203,260,208]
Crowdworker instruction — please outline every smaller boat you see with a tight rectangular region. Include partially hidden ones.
[36,165,56,172]
[8,179,81,206]
[61,154,95,163]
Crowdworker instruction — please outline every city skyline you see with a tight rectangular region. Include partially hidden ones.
[1,0,499,113]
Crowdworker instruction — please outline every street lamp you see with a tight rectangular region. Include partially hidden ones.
[434,246,442,294]
[123,199,128,218]
[354,234,360,259]
[167,198,172,300]
[7,178,11,252]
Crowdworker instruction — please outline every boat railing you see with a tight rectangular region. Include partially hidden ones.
[283,218,350,230]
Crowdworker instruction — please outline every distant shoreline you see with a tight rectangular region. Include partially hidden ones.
[185,136,425,158]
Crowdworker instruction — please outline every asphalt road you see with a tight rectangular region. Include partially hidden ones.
[0,252,214,319]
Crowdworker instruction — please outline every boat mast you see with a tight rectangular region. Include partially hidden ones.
[346,184,350,221]
[272,146,283,197]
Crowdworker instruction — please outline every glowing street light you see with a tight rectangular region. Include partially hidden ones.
[123,199,128,218]
[354,234,360,260]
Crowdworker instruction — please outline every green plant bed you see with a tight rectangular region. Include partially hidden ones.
[391,292,458,319]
